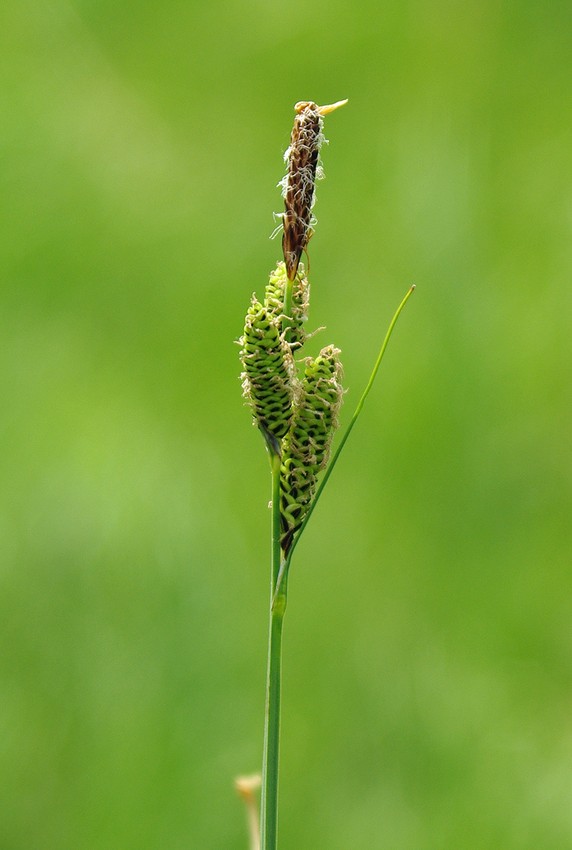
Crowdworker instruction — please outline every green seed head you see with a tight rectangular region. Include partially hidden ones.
[264,261,310,350]
[299,346,344,469]
[240,297,296,449]
[280,345,344,552]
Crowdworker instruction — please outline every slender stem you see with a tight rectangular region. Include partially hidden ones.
[260,605,285,850]
[261,451,288,850]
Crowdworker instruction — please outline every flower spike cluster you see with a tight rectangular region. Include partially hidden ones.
[239,99,346,556]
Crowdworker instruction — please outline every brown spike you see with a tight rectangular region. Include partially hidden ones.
[281,102,322,280]
[281,100,347,280]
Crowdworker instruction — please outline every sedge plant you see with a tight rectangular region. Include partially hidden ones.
[238,99,414,850]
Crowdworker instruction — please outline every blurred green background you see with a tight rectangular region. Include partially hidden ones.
[1,0,571,847]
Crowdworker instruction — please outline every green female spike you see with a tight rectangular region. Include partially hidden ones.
[264,261,310,350]
[240,297,296,453]
[280,345,344,553]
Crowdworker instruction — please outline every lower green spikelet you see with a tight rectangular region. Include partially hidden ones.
[280,345,344,554]
[239,297,296,450]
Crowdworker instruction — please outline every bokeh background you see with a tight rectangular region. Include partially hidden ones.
[1,0,571,847]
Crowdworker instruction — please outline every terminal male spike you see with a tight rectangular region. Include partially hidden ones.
[281,99,348,281]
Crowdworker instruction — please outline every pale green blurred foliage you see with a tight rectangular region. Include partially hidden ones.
[1,1,571,848]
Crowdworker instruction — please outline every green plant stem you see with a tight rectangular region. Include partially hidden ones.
[261,451,288,850]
